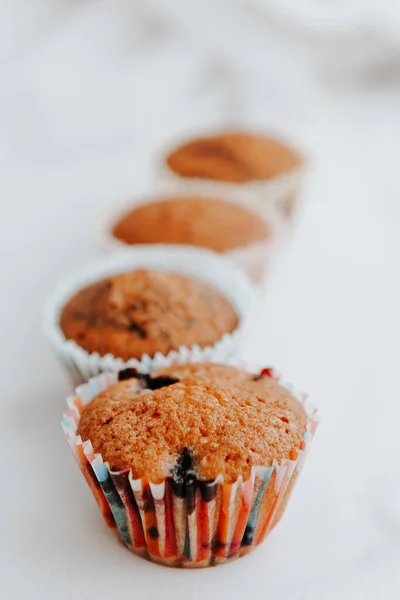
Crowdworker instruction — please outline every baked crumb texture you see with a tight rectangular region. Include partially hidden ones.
[64,363,318,567]
[112,196,269,251]
[60,270,239,361]
[166,132,301,183]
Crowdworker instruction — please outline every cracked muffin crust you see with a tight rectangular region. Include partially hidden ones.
[59,270,238,361]
[77,364,307,483]
[166,132,301,183]
[112,196,269,252]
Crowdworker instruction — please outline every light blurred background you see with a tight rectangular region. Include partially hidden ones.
[1,2,400,600]
[1,0,400,174]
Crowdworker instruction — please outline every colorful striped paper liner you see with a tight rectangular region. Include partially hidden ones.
[62,367,319,568]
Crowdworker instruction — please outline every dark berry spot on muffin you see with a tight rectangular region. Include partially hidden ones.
[127,320,147,338]
[146,375,179,390]
[172,447,194,484]
[253,367,274,381]
[118,368,140,381]
[280,416,289,423]
[170,447,197,498]
[117,369,178,391]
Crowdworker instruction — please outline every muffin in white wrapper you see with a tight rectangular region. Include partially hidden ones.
[155,130,307,222]
[62,361,319,568]
[43,246,258,385]
[99,193,284,284]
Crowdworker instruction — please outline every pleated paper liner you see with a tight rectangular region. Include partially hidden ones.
[99,194,284,284]
[43,246,258,386]
[62,367,319,568]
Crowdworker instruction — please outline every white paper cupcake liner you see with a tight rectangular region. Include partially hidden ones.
[43,246,259,385]
[154,131,307,222]
[62,361,319,568]
[99,193,284,284]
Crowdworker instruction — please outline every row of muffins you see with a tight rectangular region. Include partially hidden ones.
[46,129,317,568]
[104,130,305,283]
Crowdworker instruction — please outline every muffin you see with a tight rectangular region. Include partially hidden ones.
[108,196,275,283]
[112,196,269,253]
[43,248,257,385]
[60,269,239,362]
[63,363,318,568]
[166,132,301,183]
[159,131,304,220]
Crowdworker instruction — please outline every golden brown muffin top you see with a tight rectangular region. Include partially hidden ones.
[60,270,238,361]
[151,362,253,386]
[151,363,283,398]
[166,132,301,183]
[112,196,269,252]
[77,365,307,483]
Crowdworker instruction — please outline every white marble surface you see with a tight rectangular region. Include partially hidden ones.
[1,2,400,599]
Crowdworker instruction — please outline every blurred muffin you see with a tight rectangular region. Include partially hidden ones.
[112,195,269,252]
[166,132,301,183]
[66,363,315,567]
[110,196,273,283]
[160,131,304,220]
[60,269,238,361]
